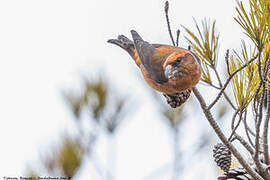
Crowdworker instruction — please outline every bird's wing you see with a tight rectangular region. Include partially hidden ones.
[131,30,168,84]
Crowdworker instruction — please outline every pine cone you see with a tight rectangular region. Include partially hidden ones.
[163,89,191,108]
[213,143,232,172]
[218,167,253,180]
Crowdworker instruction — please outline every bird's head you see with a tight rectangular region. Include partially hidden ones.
[163,51,201,81]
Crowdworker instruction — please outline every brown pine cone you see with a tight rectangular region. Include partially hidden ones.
[213,143,232,172]
[163,89,191,108]
[218,166,253,180]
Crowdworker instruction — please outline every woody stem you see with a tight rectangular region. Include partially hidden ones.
[192,87,264,180]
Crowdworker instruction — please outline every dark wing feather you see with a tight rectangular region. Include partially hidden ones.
[130,30,168,84]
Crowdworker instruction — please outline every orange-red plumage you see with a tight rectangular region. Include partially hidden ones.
[108,30,201,95]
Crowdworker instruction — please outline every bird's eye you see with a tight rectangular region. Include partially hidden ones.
[176,57,182,63]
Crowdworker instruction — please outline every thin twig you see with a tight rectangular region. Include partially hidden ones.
[208,54,258,110]
[228,110,241,141]
[243,109,256,137]
[225,49,231,76]
[254,83,268,179]
[243,109,256,148]
[192,87,263,180]
[263,91,270,165]
[223,93,236,110]
[206,82,221,90]
[262,57,270,166]
[213,67,236,110]
[164,1,175,46]
[258,52,264,84]
[262,57,270,165]
[234,133,255,155]
[176,29,180,47]
[230,112,243,141]
[253,81,263,125]
[231,110,240,130]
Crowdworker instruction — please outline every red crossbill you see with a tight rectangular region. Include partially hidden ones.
[108,30,201,107]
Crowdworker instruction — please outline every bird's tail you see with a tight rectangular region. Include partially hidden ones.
[107,35,135,57]
[130,30,144,45]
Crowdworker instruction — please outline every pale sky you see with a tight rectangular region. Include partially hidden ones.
[0,0,246,179]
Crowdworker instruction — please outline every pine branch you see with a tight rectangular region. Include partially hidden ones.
[192,87,263,180]
[225,49,231,76]
[263,58,270,166]
[164,1,175,46]
[254,50,270,179]
[243,109,256,148]
[212,66,236,110]
[208,53,258,110]
[234,133,254,155]
[176,29,180,47]
[263,91,270,165]
[254,83,270,179]
[228,109,240,141]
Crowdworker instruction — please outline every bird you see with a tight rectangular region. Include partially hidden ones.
[108,30,201,107]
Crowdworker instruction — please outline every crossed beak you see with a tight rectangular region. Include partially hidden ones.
[165,65,180,79]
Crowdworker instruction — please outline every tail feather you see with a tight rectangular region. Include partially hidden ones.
[107,35,135,56]
[118,35,133,45]
[130,30,144,44]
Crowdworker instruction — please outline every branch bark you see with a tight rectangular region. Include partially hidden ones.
[212,67,236,110]
[208,54,258,110]
[192,87,263,180]
[234,133,254,155]
[263,91,270,165]
[164,1,175,46]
